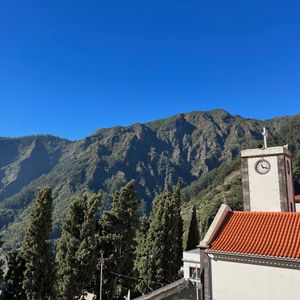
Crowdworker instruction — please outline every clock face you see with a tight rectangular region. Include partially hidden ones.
[255,159,271,174]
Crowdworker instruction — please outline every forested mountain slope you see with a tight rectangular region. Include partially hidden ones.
[181,113,300,241]
[0,109,293,249]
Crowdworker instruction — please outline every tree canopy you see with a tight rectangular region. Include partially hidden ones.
[97,180,140,299]
[135,186,183,294]
[21,187,55,300]
[185,206,200,251]
[56,192,102,300]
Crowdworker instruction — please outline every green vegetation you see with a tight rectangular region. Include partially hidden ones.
[181,160,243,238]
[135,187,183,294]
[56,192,101,299]
[185,206,200,251]
[172,184,183,272]
[0,110,290,249]
[21,187,55,300]
[179,114,300,239]
[294,151,300,194]
[97,180,141,299]
[4,251,26,299]
[273,114,300,193]
[1,112,300,299]
[134,215,150,293]
[0,240,4,286]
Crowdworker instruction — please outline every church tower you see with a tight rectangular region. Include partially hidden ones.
[241,128,295,212]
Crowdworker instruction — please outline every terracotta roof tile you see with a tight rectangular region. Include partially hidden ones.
[210,211,300,260]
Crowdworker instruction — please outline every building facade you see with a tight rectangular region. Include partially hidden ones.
[199,139,300,300]
[182,248,201,281]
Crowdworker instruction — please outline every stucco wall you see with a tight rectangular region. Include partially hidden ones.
[247,156,281,211]
[210,258,300,300]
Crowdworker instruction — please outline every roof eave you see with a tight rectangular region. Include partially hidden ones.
[198,204,232,248]
[206,250,300,264]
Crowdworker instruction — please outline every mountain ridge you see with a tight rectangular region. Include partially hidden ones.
[0,109,295,249]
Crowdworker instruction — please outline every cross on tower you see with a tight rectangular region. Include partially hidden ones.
[262,127,268,149]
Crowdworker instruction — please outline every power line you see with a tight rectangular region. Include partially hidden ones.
[110,271,140,281]
[109,271,166,287]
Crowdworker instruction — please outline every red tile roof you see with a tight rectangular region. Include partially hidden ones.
[295,195,300,202]
[210,211,300,260]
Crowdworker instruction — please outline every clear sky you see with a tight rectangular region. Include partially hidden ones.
[0,1,299,140]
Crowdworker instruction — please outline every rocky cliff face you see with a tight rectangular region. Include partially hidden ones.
[0,136,70,202]
[0,110,291,249]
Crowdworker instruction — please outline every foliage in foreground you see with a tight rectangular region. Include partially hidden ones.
[4,251,26,299]
[21,187,55,300]
[185,206,200,251]
[135,186,183,294]
[56,192,102,300]
[97,180,141,299]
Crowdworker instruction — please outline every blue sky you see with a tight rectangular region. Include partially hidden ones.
[0,1,299,140]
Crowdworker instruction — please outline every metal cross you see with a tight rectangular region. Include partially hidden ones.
[262,127,268,149]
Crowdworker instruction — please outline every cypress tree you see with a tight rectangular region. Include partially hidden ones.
[56,192,101,300]
[97,180,140,299]
[137,187,183,294]
[4,251,26,300]
[0,240,4,285]
[134,216,150,294]
[293,151,300,194]
[145,190,171,291]
[21,187,55,300]
[149,190,174,289]
[171,184,183,272]
[185,206,200,251]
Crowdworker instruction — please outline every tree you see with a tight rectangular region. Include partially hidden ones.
[171,184,183,271]
[136,187,183,294]
[274,115,300,193]
[185,206,200,251]
[21,187,55,300]
[4,251,26,300]
[293,150,300,194]
[56,192,101,300]
[134,216,150,294]
[97,180,140,299]
[0,240,5,286]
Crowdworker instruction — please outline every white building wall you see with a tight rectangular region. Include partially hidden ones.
[295,202,300,212]
[210,258,300,300]
[182,249,200,280]
[247,156,281,211]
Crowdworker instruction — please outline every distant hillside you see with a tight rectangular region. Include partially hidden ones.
[0,135,70,202]
[0,109,293,249]
[181,113,300,242]
[181,160,242,244]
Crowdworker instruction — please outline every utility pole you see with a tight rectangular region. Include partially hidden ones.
[99,252,104,300]
[195,266,199,300]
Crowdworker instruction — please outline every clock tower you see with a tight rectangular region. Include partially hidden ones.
[241,128,295,212]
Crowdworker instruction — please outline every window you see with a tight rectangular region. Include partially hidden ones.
[189,267,200,279]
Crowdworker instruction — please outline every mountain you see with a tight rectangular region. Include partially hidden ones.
[180,113,300,243]
[0,109,293,249]
[0,135,71,203]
